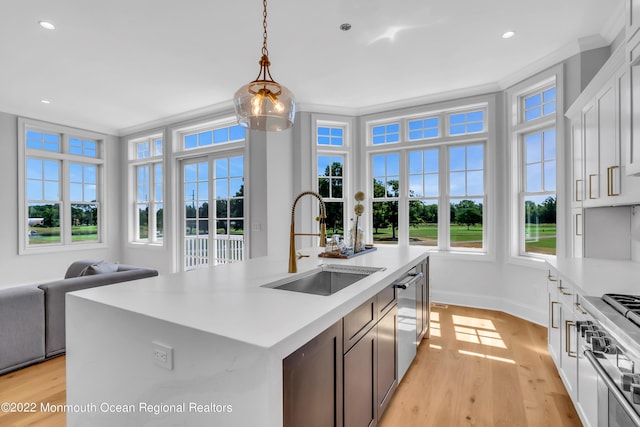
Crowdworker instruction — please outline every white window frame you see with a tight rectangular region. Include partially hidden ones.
[361,98,494,259]
[128,133,164,245]
[312,117,352,240]
[506,65,564,265]
[18,118,107,254]
[171,117,249,271]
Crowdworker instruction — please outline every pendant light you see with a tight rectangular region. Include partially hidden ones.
[233,0,295,131]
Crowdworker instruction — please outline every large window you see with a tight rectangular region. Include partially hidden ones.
[177,121,247,270]
[365,104,489,253]
[315,121,348,238]
[509,74,559,259]
[20,119,104,252]
[129,135,163,244]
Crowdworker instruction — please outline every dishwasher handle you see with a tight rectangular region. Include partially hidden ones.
[393,272,423,289]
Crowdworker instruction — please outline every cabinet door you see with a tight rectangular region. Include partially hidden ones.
[344,326,376,427]
[377,306,397,417]
[628,65,640,175]
[583,101,599,202]
[559,281,578,399]
[283,321,343,427]
[597,83,619,199]
[572,120,584,205]
[547,271,562,367]
[344,297,376,353]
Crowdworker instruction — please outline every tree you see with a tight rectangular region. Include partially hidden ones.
[453,200,482,230]
[372,179,399,239]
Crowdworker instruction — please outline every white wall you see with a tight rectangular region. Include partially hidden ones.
[0,111,121,289]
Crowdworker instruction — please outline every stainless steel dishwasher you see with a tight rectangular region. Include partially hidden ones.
[394,267,424,381]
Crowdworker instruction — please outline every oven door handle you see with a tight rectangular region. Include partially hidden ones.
[585,349,640,426]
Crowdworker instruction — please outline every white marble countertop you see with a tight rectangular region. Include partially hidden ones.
[68,245,429,358]
[546,257,640,296]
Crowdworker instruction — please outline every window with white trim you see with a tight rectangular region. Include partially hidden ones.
[129,135,164,244]
[509,76,558,258]
[365,103,489,253]
[175,120,247,271]
[315,122,348,236]
[20,119,105,252]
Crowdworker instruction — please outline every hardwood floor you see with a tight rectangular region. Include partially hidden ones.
[379,304,581,427]
[0,305,580,427]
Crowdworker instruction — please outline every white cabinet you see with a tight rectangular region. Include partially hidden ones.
[628,63,640,175]
[547,271,562,367]
[575,305,598,427]
[546,267,599,426]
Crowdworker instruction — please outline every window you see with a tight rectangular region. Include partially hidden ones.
[318,155,345,234]
[448,110,484,135]
[523,129,556,255]
[317,126,344,146]
[372,123,400,145]
[372,153,400,244]
[20,119,105,252]
[177,119,247,270]
[130,135,163,244]
[408,117,439,141]
[364,102,490,253]
[523,87,556,122]
[184,124,245,149]
[408,149,439,246]
[449,144,485,249]
[508,72,560,260]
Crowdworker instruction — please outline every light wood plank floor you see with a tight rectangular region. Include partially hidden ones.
[0,305,580,427]
[379,304,581,427]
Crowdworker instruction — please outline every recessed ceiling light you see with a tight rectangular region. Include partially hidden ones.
[40,99,51,104]
[38,21,56,30]
[502,31,515,39]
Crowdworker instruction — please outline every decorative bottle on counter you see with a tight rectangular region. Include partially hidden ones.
[349,219,364,253]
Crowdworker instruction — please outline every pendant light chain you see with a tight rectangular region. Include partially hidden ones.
[261,0,269,57]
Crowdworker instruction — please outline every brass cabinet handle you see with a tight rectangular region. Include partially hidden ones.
[547,270,557,282]
[550,301,559,329]
[607,165,620,196]
[575,179,583,202]
[566,320,577,358]
[574,302,587,315]
[588,174,598,199]
[558,279,572,296]
[575,213,582,236]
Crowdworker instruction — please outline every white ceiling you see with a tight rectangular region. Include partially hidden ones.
[0,0,625,135]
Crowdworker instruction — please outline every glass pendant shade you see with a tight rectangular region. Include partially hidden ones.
[233,79,295,131]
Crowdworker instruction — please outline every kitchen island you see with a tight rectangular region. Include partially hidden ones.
[66,245,429,426]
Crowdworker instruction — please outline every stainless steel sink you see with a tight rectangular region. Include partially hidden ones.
[264,265,384,296]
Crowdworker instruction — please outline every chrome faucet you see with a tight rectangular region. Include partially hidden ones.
[289,191,327,273]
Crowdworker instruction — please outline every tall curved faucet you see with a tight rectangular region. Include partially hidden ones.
[289,191,327,273]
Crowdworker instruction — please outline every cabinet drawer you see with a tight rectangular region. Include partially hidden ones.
[343,296,376,353]
[376,283,397,317]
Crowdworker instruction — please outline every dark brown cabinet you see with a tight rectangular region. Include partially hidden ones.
[284,269,416,427]
[283,320,343,427]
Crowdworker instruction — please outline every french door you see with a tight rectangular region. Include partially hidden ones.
[181,154,245,270]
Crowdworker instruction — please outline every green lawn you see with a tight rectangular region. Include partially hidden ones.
[373,223,556,254]
[29,226,98,244]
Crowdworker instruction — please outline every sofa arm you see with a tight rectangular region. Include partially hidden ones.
[38,268,158,357]
[0,285,45,374]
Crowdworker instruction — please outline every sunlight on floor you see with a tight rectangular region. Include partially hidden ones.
[429,321,441,337]
[429,344,442,350]
[452,314,496,330]
[459,349,516,364]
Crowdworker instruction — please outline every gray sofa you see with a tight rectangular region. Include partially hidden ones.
[0,260,158,375]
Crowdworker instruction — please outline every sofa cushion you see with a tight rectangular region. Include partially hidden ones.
[64,260,100,279]
[0,285,45,374]
[80,261,119,276]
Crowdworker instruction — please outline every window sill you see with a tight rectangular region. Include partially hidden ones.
[424,249,495,263]
[507,254,552,270]
[19,241,107,256]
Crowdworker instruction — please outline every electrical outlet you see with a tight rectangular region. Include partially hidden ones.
[152,341,173,370]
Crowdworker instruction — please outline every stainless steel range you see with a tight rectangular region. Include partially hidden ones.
[581,294,640,426]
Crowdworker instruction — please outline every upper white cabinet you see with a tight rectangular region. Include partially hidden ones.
[567,46,640,206]
[626,0,640,175]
